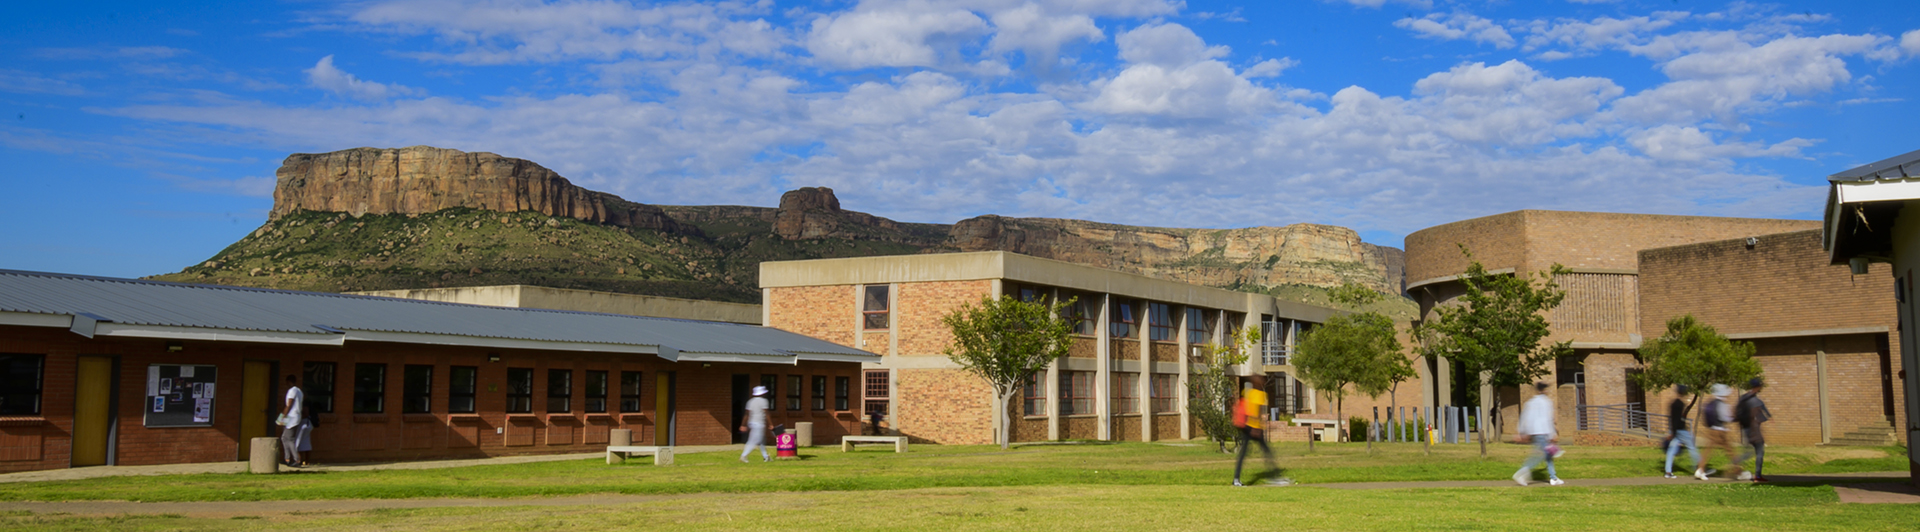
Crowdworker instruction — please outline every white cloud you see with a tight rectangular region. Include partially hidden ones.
[1904,29,1920,57]
[986,4,1103,67]
[1627,125,1810,162]
[1242,58,1297,78]
[1114,23,1228,67]
[1518,12,1687,59]
[166,175,277,197]
[1611,33,1888,124]
[1329,0,1432,8]
[350,0,784,64]
[0,70,85,96]
[1395,13,1516,49]
[32,46,187,60]
[305,55,420,101]
[808,7,990,68]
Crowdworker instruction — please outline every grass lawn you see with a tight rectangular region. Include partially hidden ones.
[1,441,1907,503]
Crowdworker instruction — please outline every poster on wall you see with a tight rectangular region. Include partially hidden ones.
[144,364,217,427]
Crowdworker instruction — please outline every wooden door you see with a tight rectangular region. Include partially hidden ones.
[71,356,114,466]
[655,372,675,446]
[239,361,273,459]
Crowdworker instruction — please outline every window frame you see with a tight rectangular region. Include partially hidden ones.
[0,353,45,416]
[619,371,643,413]
[786,375,803,411]
[1186,307,1212,344]
[547,369,573,414]
[761,374,778,410]
[448,366,478,414]
[584,370,608,414]
[1112,372,1140,414]
[862,285,890,330]
[1021,372,1046,416]
[352,363,386,414]
[303,361,336,414]
[506,368,534,414]
[811,375,828,411]
[863,370,890,417]
[1059,371,1093,415]
[1147,302,1175,341]
[401,364,432,414]
[834,376,851,411]
[1151,374,1177,413]
[1109,299,1136,339]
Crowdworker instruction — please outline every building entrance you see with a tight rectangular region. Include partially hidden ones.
[71,356,115,467]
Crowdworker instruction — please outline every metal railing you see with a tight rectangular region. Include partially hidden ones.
[1577,403,1676,437]
[1261,345,1289,366]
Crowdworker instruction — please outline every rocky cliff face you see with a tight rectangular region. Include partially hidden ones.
[272,146,687,233]
[947,215,1405,295]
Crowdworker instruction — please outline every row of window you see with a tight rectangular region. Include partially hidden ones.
[304,363,857,415]
[1020,371,1181,416]
[0,353,43,416]
[1008,284,1238,342]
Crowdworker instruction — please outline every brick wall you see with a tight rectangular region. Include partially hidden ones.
[1062,417,1097,440]
[1638,230,1897,336]
[0,325,862,473]
[896,281,993,356]
[895,368,992,444]
[767,285,855,347]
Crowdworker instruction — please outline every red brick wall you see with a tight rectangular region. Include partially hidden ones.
[896,281,993,356]
[895,368,992,444]
[1114,415,1142,441]
[767,285,854,347]
[0,325,861,473]
[1062,416,1097,440]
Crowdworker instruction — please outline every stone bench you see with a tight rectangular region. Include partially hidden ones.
[606,445,674,465]
[841,435,908,453]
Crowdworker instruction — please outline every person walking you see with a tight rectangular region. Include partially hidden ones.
[1663,385,1702,479]
[738,386,772,463]
[279,375,307,468]
[1734,378,1773,482]
[1231,383,1286,486]
[296,402,315,468]
[1698,384,1738,480]
[1513,382,1562,486]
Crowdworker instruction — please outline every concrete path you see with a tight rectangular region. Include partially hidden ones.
[0,444,740,484]
[1310,471,1912,491]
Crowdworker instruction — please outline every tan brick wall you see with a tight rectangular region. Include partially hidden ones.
[1112,339,1139,361]
[895,368,992,445]
[1547,273,1638,340]
[1062,417,1097,440]
[1014,417,1048,442]
[896,281,993,356]
[767,285,855,347]
[1638,230,1897,336]
[1114,416,1143,441]
[1522,212,1816,274]
[1151,343,1178,362]
[1154,414,1183,441]
[1406,211,1529,283]
[1069,337,1096,358]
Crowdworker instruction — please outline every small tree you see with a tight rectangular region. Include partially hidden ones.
[1419,246,1570,456]
[943,295,1074,450]
[1295,306,1403,446]
[1633,315,1762,433]
[1188,326,1261,453]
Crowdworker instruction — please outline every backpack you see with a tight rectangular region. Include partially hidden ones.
[1733,395,1754,425]
[1231,397,1249,428]
[1703,398,1723,427]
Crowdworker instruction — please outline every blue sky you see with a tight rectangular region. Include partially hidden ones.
[3,0,1917,279]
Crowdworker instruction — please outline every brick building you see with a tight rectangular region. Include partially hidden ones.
[760,251,1338,445]
[1402,210,1905,447]
[0,270,873,473]
[1821,147,1920,482]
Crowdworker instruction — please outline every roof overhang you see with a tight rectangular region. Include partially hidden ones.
[1823,179,1919,265]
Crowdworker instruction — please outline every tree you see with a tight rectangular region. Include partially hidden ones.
[1187,325,1261,453]
[942,295,1075,450]
[1417,246,1571,456]
[1632,314,1762,434]
[1295,286,1405,447]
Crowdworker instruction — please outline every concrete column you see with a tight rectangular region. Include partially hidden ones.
[796,421,814,447]
[1047,287,1062,441]
[1141,339,1154,442]
[888,368,901,435]
[852,285,865,349]
[989,279,1004,445]
[1096,294,1111,441]
[248,437,279,474]
[1818,340,1831,444]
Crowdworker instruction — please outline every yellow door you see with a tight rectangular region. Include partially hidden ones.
[654,372,673,446]
[240,361,273,459]
[72,356,114,467]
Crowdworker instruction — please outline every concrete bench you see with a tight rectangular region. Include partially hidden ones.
[841,435,908,453]
[606,445,674,465]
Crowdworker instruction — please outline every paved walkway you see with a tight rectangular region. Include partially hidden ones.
[0,444,739,484]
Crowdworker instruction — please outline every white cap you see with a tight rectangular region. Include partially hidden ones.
[752,386,769,396]
[1710,384,1731,398]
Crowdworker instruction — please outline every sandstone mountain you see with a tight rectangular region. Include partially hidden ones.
[154,147,1407,310]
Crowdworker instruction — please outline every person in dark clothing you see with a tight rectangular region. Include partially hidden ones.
[1662,385,1702,479]
[1734,378,1773,482]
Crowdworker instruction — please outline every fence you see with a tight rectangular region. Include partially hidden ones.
[1577,403,1674,437]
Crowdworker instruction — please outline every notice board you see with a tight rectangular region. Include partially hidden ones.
[144,364,217,427]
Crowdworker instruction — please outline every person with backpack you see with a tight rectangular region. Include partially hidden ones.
[1662,385,1702,479]
[1696,384,1736,480]
[1231,382,1285,486]
[1734,377,1773,482]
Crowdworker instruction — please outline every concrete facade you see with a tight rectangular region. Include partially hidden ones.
[761,251,1339,445]
[353,285,762,325]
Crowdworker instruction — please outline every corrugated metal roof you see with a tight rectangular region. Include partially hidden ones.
[0,269,874,360]
[1829,149,1920,182]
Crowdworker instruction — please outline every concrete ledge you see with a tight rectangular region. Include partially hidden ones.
[841,435,908,453]
[605,445,673,465]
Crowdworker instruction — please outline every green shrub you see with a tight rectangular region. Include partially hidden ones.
[1349,416,1369,442]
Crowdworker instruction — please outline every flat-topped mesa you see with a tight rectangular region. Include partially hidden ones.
[773,186,908,240]
[271,146,686,233]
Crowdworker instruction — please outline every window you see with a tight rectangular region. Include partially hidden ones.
[1113,373,1140,414]
[786,375,803,411]
[1147,302,1175,341]
[585,370,608,413]
[1109,299,1136,338]
[761,374,778,409]
[1261,317,1292,366]
[402,364,432,414]
[1186,308,1212,344]
[835,376,851,411]
[303,362,336,414]
[862,285,890,330]
[811,376,828,411]
[1013,284,1045,303]
[1060,294,1096,336]
[506,368,533,413]
[619,371,643,412]
[449,366,477,414]
[352,363,386,414]
[0,354,44,416]
[1021,373,1046,416]
[1059,371,1093,415]
[1151,374,1177,413]
[864,370,890,417]
[548,369,573,413]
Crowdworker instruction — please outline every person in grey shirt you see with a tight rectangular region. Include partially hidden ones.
[1734,378,1773,482]
[739,386,771,463]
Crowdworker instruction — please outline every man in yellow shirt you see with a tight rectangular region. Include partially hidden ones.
[1233,383,1287,486]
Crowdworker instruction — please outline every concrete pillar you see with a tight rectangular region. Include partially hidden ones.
[1818,341,1831,444]
[796,421,814,447]
[1095,294,1111,441]
[610,428,633,447]
[1046,358,1061,440]
[249,437,280,474]
[1140,325,1153,442]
